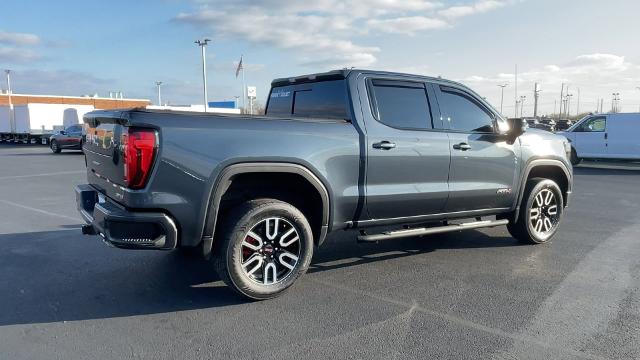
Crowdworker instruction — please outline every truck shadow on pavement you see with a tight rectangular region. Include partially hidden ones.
[0,228,521,326]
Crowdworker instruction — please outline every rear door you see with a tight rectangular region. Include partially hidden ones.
[361,78,451,219]
[573,116,607,158]
[435,84,518,212]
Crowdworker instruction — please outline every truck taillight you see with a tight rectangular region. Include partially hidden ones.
[121,128,157,189]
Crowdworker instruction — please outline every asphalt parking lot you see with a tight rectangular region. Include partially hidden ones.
[0,144,639,360]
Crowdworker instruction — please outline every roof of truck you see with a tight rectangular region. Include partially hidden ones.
[271,69,465,88]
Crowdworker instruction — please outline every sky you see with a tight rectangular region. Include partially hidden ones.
[2,0,640,116]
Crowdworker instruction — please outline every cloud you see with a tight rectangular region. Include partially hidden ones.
[9,69,115,97]
[439,0,507,19]
[367,16,449,35]
[175,0,511,69]
[461,53,640,114]
[0,31,40,46]
[0,30,45,64]
[0,47,43,64]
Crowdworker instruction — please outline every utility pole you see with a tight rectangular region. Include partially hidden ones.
[4,69,14,133]
[558,83,565,120]
[497,83,509,114]
[155,81,163,106]
[195,38,211,112]
[514,64,518,118]
[566,94,573,118]
[533,82,541,118]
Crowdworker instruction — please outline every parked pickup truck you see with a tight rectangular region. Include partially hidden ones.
[76,69,573,299]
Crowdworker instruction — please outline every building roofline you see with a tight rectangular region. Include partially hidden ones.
[0,93,150,101]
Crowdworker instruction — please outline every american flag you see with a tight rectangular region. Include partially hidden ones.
[235,56,243,78]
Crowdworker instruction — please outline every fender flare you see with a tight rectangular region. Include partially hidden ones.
[201,162,331,256]
[513,159,572,223]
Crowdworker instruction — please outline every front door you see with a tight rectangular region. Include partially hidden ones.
[435,85,518,212]
[573,116,607,158]
[362,78,451,220]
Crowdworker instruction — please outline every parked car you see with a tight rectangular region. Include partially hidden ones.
[49,124,84,153]
[76,69,573,299]
[539,118,556,132]
[558,113,640,165]
[555,119,573,131]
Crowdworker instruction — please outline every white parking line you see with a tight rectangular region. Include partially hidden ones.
[0,170,85,180]
[0,199,81,222]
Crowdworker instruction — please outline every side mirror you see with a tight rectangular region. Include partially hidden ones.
[506,118,525,139]
[59,130,67,135]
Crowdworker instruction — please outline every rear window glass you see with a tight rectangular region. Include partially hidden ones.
[266,80,350,120]
[371,80,433,130]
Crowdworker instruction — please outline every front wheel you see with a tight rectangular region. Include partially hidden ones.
[213,199,314,300]
[50,140,61,153]
[570,148,581,166]
[507,178,564,244]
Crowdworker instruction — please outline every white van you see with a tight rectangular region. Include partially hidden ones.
[558,113,640,164]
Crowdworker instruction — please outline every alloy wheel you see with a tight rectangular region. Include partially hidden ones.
[529,188,559,236]
[240,217,301,285]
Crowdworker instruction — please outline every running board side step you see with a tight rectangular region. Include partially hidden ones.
[357,219,509,242]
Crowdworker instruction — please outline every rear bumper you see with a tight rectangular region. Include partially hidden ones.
[75,184,178,250]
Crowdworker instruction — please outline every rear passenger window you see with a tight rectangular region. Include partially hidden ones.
[370,80,433,130]
[439,86,495,133]
[266,80,350,120]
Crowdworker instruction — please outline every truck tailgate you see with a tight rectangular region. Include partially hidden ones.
[83,112,127,188]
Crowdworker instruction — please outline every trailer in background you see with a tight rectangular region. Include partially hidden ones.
[0,93,150,144]
[0,104,94,144]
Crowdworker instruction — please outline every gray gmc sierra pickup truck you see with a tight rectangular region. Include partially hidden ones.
[76,69,573,299]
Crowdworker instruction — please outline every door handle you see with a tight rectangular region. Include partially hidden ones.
[373,141,396,150]
[453,142,472,151]
[604,132,608,140]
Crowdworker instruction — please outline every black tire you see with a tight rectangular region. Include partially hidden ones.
[570,148,581,166]
[50,140,61,153]
[213,199,314,300]
[507,178,564,244]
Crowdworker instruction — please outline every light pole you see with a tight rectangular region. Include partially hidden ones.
[576,87,580,116]
[4,69,14,133]
[612,92,620,112]
[155,81,163,106]
[195,38,211,112]
[497,83,509,114]
[566,94,573,118]
[519,95,527,117]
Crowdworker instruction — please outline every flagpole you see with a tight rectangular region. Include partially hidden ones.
[241,55,247,114]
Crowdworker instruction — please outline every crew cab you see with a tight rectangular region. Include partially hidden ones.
[76,69,573,299]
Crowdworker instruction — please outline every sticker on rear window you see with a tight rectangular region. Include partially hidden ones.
[270,90,291,98]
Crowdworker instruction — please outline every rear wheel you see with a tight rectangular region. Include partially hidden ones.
[213,199,314,300]
[50,140,61,153]
[507,178,563,244]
